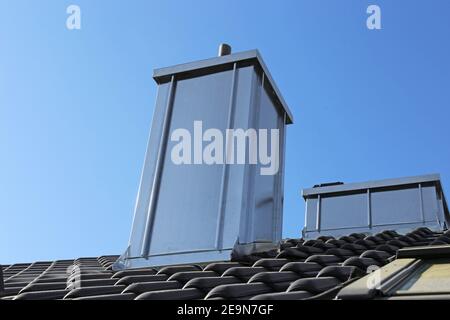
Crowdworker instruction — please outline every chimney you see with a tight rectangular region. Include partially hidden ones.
[113,46,293,270]
[302,174,449,239]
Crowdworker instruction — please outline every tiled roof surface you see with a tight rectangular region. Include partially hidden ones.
[1,227,448,300]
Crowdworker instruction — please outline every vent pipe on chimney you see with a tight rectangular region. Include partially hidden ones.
[218,43,232,56]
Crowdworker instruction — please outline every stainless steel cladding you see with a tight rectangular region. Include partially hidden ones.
[114,49,293,269]
[302,174,449,239]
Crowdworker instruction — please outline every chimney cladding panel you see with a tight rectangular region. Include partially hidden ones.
[114,49,293,270]
[149,69,235,255]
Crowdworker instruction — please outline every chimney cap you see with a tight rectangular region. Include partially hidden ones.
[153,49,294,124]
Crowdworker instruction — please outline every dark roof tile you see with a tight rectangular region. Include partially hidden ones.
[279,262,322,276]
[252,259,289,271]
[316,266,361,282]
[68,278,118,289]
[342,257,381,271]
[115,274,168,286]
[248,271,302,287]
[14,289,69,300]
[111,268,157,279]
[324,248,356,259]
[135,288,203,300]
[203,262,242,275]
[294,245,324,255]
[63,285,126,299]
[305,255,342,266]
[73,292,136,300]
[287,277,342,294]
[19,282,67,293]
[167,271,218,285]
[157,265,202,276]
[251,291,313,300]
[205,283,272,300]
[221,267,266,282]
[183,276,241,293]
[276,247,309,260]
[359,250,392,264]
[123,281,181,295]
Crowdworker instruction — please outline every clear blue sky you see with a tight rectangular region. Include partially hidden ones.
[1,0,449,264]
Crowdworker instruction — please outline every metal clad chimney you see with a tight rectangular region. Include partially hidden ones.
[114,48,293,269]
[302,174,449,239]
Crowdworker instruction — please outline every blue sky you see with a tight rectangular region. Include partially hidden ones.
[1,0,449,264]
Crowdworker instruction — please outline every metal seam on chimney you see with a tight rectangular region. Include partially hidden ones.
[141,75,176,257]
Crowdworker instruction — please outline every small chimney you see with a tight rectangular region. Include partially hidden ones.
[218,43,232,56]
[302,174,449,239]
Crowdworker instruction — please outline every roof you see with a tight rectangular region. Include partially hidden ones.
[152,49,294,124]
[2,227,449,300]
